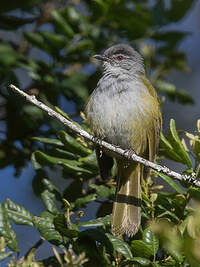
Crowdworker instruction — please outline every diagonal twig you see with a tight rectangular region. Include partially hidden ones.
[9,84,200,188]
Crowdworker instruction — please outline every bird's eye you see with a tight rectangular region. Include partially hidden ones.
[116,55,123,61]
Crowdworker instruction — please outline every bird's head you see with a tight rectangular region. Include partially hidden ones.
[93,44,145,76]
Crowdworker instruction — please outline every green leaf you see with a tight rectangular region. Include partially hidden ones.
[121,257,151,266]
[23,104,44,121]
[59,7,78,23]
[41,179,62,203]
[67,39,94,54]
[131,240,153,259]
[52,148,77,160]
[161,260,177,266]
[178,216,190,235]
[89,184,114,198]
[172,194,187,215]
[32,137,64,147]
[165,243,183,263]
[187,186,200,201]
[151,31,189,46]
[32,170,46,196]
[24,32,49,52]
[168,119,192,167]
[155,79,176,93]
[155,80,193,104]
[0,251,13,262]
[160,119,192,167]
[173,89,194,104]
[79,151,98,170]
[34,150,65,166]
[152,263,162,267]
[4,198,34,226]
[63,6,80,22]
[34,151,93,176]
[79,228,132,260]
[158,48,189,72]
[61,73,89,106]
[52,10,74,38]
[152,0,167,26]
[0,45,20,66]
[41,190,58,214]
[106,233,133,259]
[166,0,194,22]
[74,194,97,209]
[62,161,94,176]
[54,106,71,119]
[79,215,111,227]
[160,133,184,163]
[54,213,79,238]
[42,178,60,194]
[157,210,180,222]
[0,204,18,252]
[58,131,91,156]
[40,211,55,219]
[40,31,66,49]
[31,152,42,171]
[63,179,83,203]
[155,172,184,194]
[33,215,63,246]
[142,228,159,256]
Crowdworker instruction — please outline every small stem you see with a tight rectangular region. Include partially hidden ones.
[62,198,71,223]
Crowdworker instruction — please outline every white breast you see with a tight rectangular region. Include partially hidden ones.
[86,75,152,149]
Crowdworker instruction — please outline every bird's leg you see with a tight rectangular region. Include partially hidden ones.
[123,149,136,168]
[92,136,103,147]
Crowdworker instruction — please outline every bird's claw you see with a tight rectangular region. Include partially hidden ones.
[92,136,103,147]
[123,149,135,160]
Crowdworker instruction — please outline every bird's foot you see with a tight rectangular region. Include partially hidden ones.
[123,148,135,159]
[123,149,136,168]
[92,136,103,147]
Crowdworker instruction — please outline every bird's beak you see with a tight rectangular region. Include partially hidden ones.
[93,54,109,62]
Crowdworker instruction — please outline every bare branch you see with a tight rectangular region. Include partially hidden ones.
[9,84,200,188]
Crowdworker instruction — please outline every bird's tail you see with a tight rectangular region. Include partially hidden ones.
[112,160,142,237]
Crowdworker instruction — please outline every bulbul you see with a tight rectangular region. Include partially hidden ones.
[85,44,162,237]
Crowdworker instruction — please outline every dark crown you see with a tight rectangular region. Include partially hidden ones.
[104,44,138,58]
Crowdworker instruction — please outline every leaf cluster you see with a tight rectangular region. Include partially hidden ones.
[0,0,195,175]
[1,116,200,266]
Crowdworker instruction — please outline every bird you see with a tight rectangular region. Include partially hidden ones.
[85,44,162,237]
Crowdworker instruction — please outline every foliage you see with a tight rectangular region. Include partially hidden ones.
[0,0,199,266]
[3,115,200,266]
[0,0,195,175]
